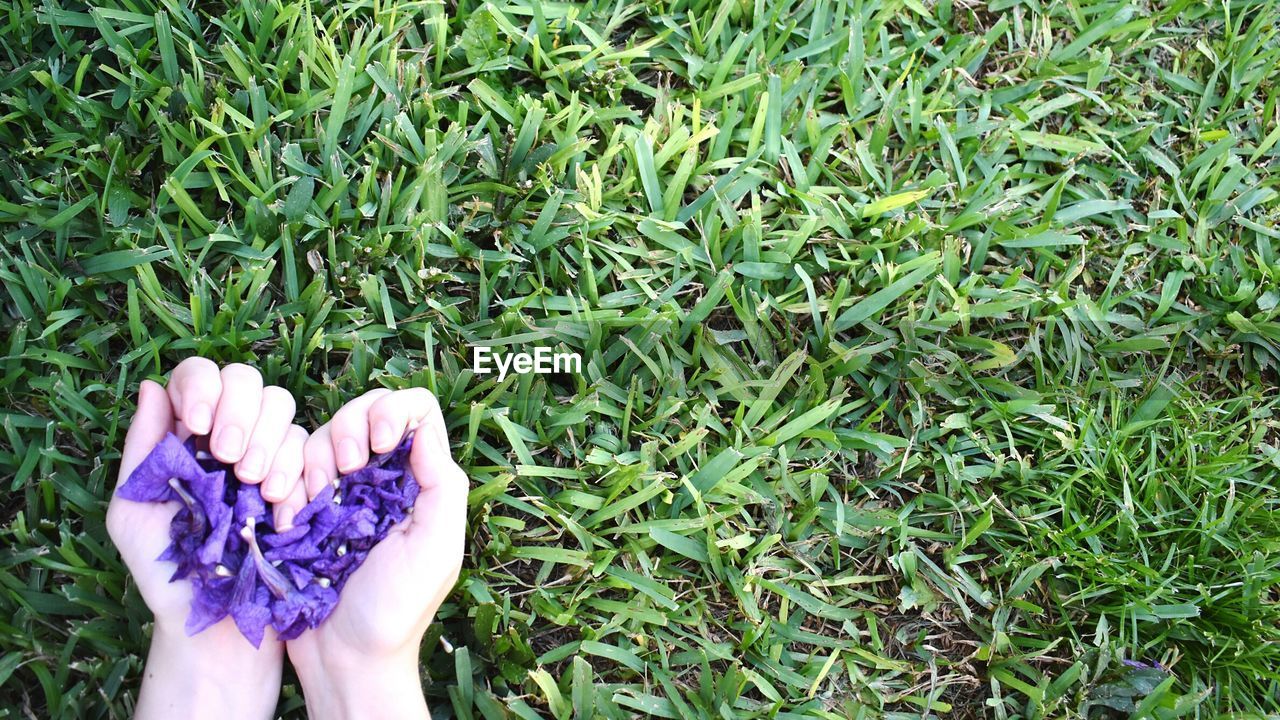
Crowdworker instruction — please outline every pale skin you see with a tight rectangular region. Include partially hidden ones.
[107,359,467,719]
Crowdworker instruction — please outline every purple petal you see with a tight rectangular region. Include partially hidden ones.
[118,434,207,502]
[124,431,424,644]
[233,485,267,526]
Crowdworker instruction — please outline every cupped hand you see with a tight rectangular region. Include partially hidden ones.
[107,358,306,719]
[278,388,468,720]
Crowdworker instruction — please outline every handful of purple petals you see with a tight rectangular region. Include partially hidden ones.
[117,432,419,646]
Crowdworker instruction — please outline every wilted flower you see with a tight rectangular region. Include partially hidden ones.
[118,433,419,646]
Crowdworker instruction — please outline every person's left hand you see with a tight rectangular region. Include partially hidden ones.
[277,388,468,720]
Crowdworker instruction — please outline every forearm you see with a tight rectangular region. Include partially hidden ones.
[294,648,430,720]
[135,621,283,720]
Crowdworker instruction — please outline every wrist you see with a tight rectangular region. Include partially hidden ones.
[292,645,429,720]
[136,619,283,720]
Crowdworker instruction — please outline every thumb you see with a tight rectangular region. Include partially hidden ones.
[406,411,468,572]
[115,379,176,494]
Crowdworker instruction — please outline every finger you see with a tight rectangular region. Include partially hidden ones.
[302,423,339,500]
[263,423,307,502]
[328,388,393,474]
[116,380,176,492]
[367,388,439,454]
[274,472,310,532]
[406,411,468,573]
[236,386,297,484]
[210,363,264,464]
[166,357,222,435]
[266,425,309,524]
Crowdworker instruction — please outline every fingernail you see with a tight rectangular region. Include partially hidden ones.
[372,422,394,451]
[189,403,213,434]
[241,447,266,479]
[265,471,286,499]
[275,506,295,532]
[337,438,361,470]
[215,426,244,458]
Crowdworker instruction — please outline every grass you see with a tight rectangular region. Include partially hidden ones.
[1,0,1279,717]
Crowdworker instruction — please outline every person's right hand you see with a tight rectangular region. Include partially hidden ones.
[277,388,468,720]
[107,358,308,719]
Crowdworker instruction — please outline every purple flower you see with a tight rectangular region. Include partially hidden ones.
[119,432,419,646]
[117,434,209,503]
[186,573,235,635]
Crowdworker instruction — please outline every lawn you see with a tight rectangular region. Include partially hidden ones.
[2,0,1280,717]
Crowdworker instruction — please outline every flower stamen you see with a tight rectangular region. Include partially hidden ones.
[240,517,294,600]
[168,478,207,533]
